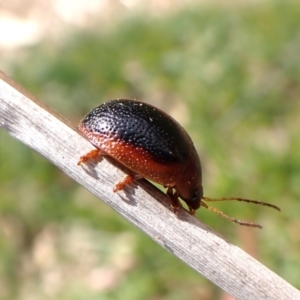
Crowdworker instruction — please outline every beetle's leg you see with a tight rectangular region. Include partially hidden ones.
[113,174,142,192]
[114,175,135,192]
[166,187,182,213]
[78,149,101,165]
[188,207,196,215]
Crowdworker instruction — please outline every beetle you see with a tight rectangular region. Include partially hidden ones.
[77,99,280,228]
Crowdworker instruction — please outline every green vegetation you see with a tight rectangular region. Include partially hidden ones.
[1,2,300,299]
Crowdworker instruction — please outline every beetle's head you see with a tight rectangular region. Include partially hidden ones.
[178,184,203,214]
[174,152,203,214]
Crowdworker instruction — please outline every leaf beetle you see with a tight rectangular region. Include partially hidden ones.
[78,99,280,228]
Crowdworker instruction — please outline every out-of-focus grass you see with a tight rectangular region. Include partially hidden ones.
[1,2,300,299]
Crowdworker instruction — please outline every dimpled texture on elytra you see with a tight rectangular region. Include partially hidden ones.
[77,99,198,186]
[79,99,194,164]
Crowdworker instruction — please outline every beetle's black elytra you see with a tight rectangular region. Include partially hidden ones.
[80,99,193,163]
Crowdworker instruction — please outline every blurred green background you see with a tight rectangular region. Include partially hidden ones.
[1,1,300,299]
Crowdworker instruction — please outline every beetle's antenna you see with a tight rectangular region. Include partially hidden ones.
[202,196,280,211]
[200,201,263,228]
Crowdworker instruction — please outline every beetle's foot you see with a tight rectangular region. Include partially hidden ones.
[188,207,196,215]
[172,203,181,214]
[78,149,101,165]
[114,174,135,192]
